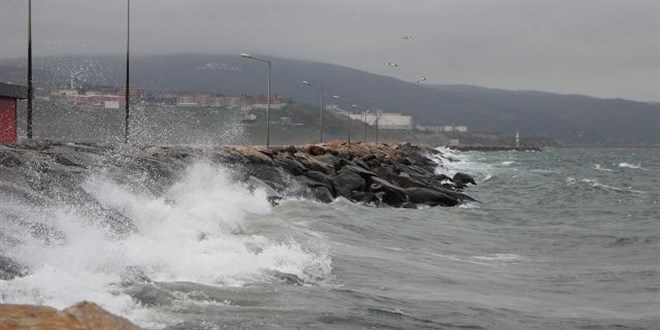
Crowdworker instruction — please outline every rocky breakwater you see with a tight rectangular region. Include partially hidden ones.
[223,141,478,208]
[0,301,141,329]
[0,140,477,210]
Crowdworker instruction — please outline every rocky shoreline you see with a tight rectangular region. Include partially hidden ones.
[0,141,477,327]
[1,140,477,209]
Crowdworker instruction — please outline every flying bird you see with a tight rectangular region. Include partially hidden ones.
[387,62,399,68]
[416,77,427,83]
[402,35,413,40]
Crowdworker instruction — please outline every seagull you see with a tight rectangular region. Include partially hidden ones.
[416,77,427,83]
[387,62,399,68]
[402,35,413,40]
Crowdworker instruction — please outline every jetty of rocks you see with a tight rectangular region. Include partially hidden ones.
[0,140,477,208]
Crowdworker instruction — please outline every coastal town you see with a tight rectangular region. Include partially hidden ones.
[43,85,469,133]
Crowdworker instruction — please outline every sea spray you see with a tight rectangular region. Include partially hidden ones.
[0,160,331,325]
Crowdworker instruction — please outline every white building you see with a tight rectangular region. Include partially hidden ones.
[104,100,120,110]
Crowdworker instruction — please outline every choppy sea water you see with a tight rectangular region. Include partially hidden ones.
[1,146,658,329]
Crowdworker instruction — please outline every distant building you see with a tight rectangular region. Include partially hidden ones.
[455,126,468,132]
[104,100,120,110]
[378,113,414,130]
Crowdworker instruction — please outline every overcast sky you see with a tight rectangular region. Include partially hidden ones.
[1,0,658,101]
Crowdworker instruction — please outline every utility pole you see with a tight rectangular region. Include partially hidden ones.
[27,0,33,139]
[124,0,131,143]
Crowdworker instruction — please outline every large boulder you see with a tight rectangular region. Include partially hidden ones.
[333,169,366,199]
[273,153,307,176]
[64,302,142,329]
[0,301,142,330]
[403,187,459,206]
[369,176,409,206]
[453,172,477,187]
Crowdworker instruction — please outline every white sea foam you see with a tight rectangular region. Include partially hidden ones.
[618,162,644,170]
[0,162,331,326]
[594,164,613,172]
[565,177,643,194]
[473,253,522,263]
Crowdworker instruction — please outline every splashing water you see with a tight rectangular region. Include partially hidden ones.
[0,161,331,325]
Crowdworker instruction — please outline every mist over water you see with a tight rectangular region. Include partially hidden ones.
[1,145,658,329]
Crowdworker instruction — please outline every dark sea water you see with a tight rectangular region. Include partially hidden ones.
[1,146,658,329]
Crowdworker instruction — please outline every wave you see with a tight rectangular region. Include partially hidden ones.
[0,161,330,325]
[618,162,644,170]
[565,177,644,194]
[594,164,613,172]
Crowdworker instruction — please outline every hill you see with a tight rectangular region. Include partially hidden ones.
[2,54,658,146]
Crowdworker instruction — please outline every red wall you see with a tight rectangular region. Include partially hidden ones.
[0,97,17,144]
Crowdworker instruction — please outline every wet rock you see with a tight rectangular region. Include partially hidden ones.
[370,176,409,207]
[453,172,477,186]
[311,186,334,203]
[350,191,379,204]
[273,153,307,176]
[403,187,459,206]
[305,171,336,194]
[0,256,28,280]
[333,169,366,199]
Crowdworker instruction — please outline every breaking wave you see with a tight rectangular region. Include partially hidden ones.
[0,161,331,325]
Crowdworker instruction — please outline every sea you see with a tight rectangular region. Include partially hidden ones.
[0,146,658,329]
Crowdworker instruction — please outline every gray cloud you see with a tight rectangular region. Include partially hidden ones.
[1,0,658,101]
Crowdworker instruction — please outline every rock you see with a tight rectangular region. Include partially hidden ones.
[305,171,336,194]
[333,169,366,199]
[283,145,298,154]
[307,145,326,156]
[311,186,334,203]
[453,172,477,186]
[293,153,334,174]
[0,305,85,330]
[273,153,307,176]
[0,256,28,280]
[434,174,453,182]
[0,302,142,330]
[350,191,379,204]
[342,165,377,179]
[64,301,142,329]
[234,145,273,165]
[370,176,409,206]
[403,187,460,206]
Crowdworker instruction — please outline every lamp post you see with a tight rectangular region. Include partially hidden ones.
[302,80,324,143]
[350,104,359,144]
[124,0,130,143]
[241,53,271,148]
[363,110,369,142]
[332,95,353,143]
[27,0,33,139]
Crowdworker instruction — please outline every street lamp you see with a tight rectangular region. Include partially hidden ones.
[241,53,271,148]
[332,95,353,143]
[302,80,324,143]
[27,0,33,139]
[124,0,131,143]
[363,110,369,142]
